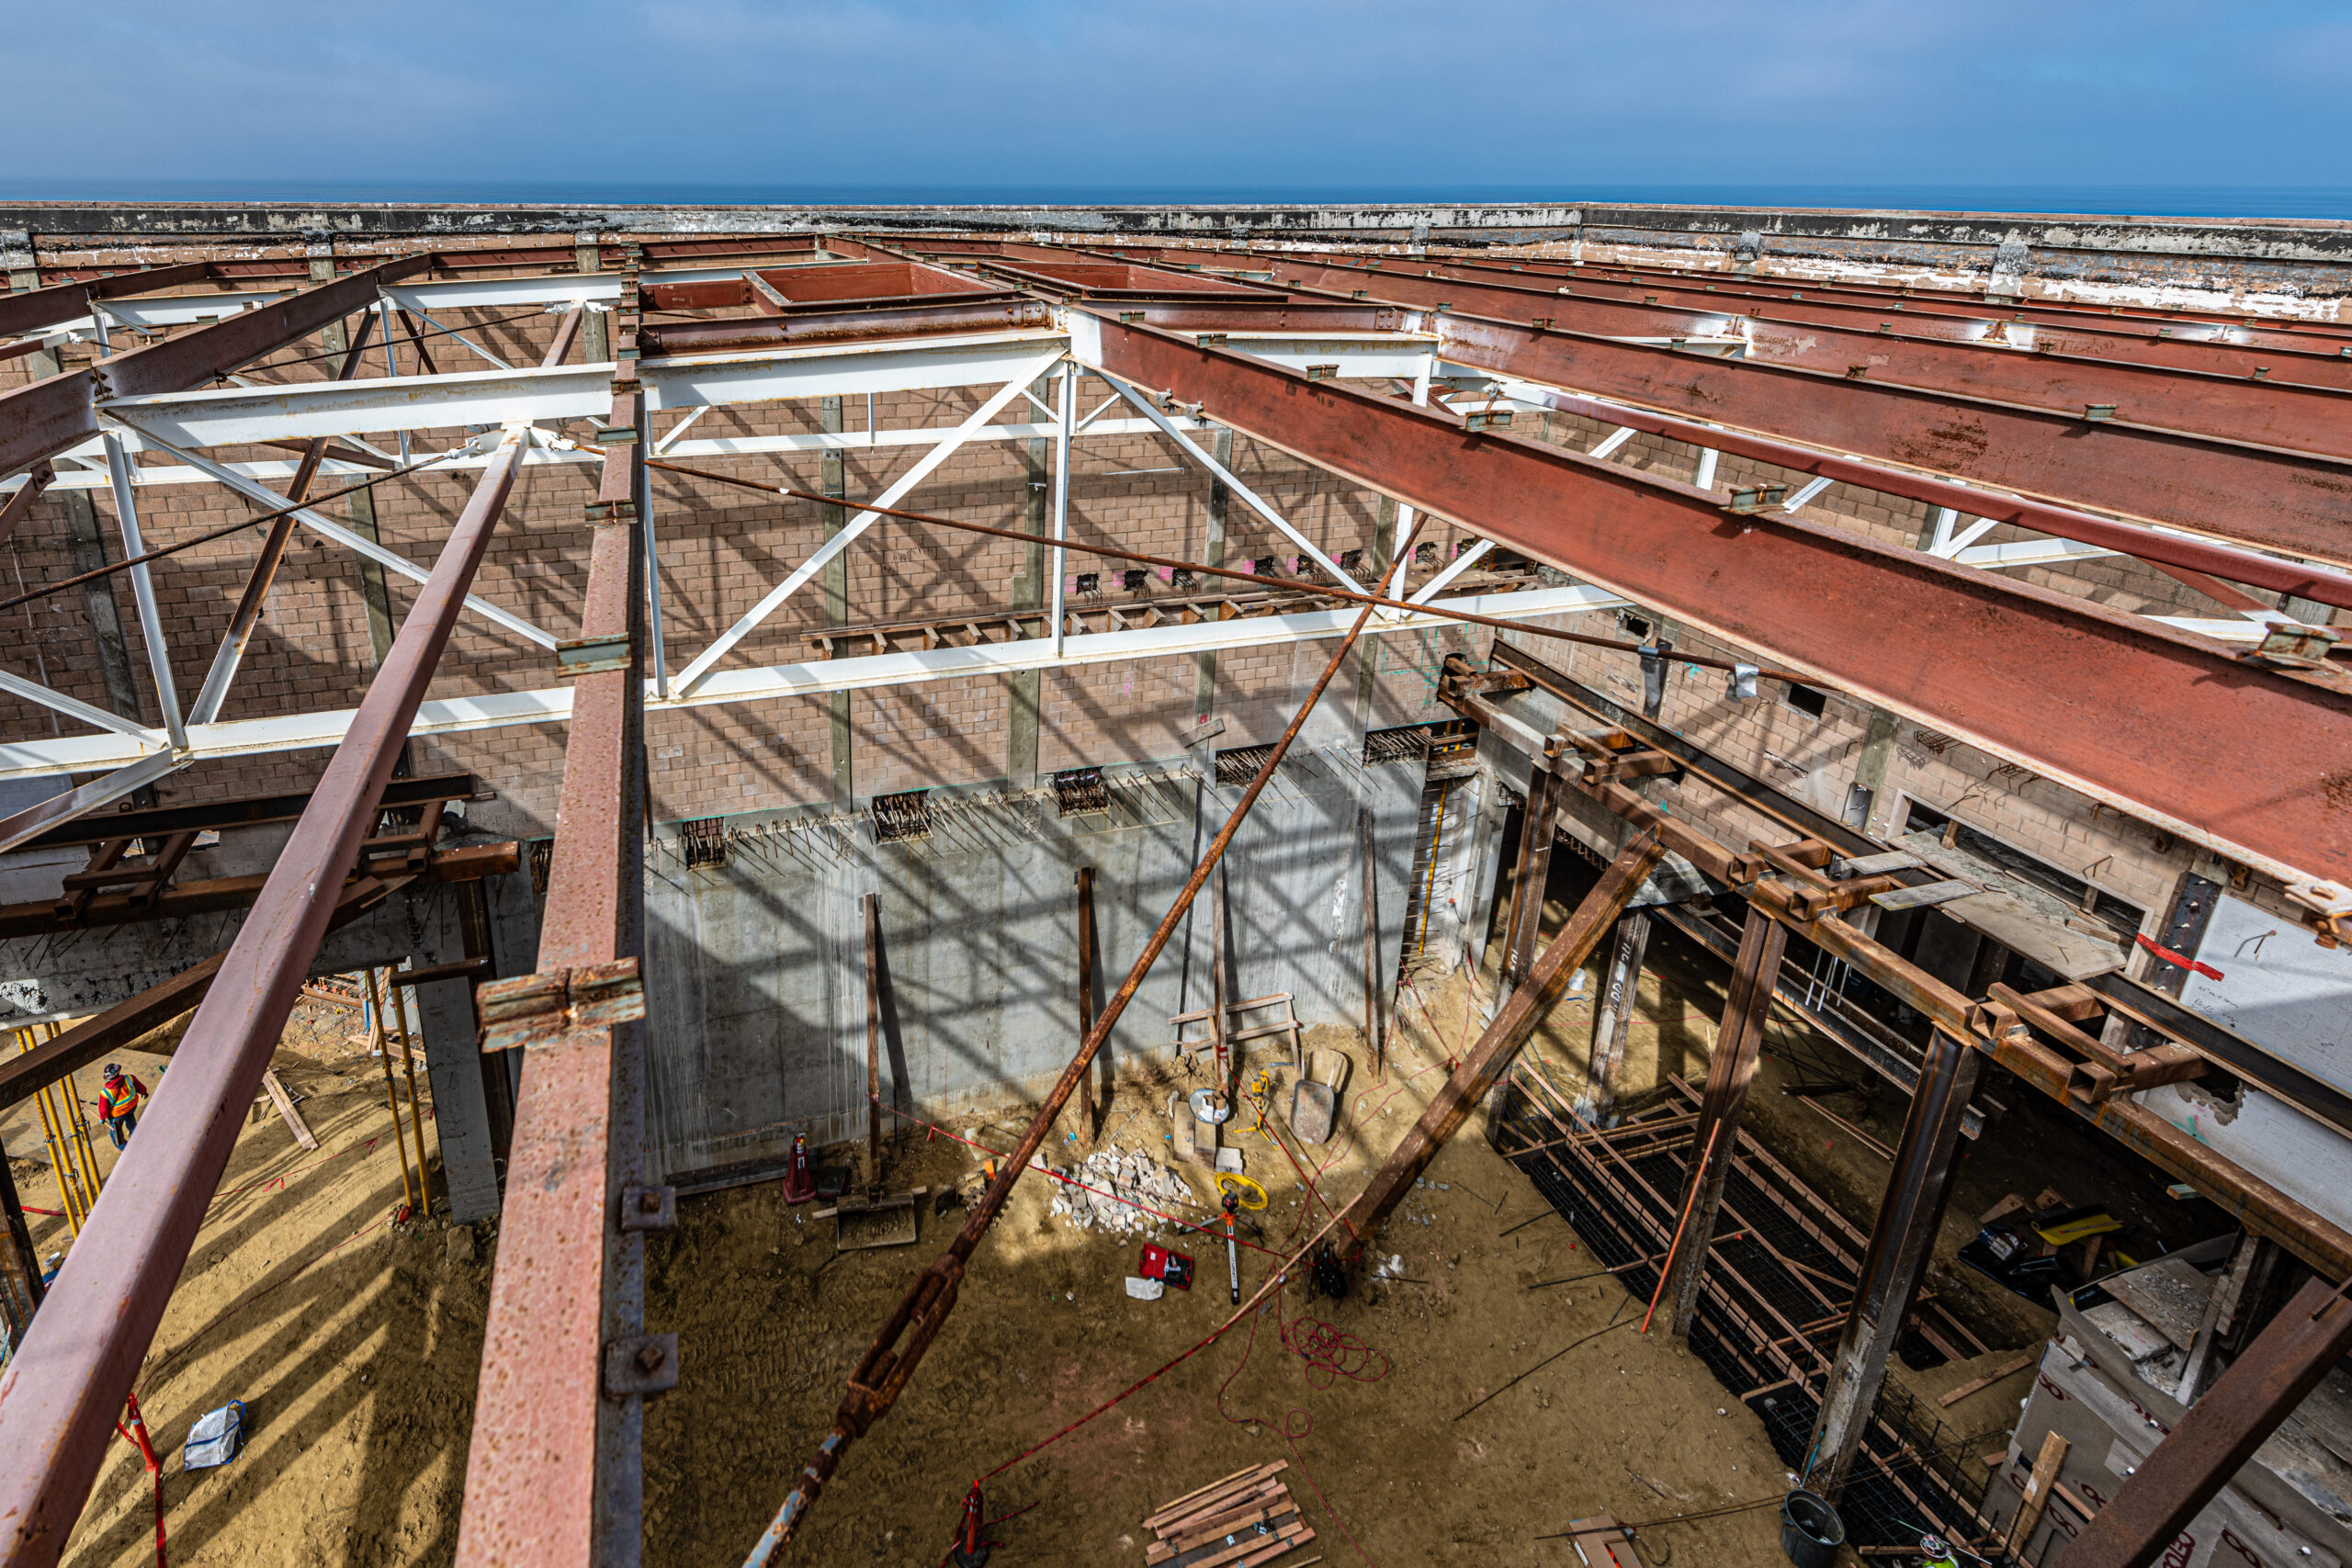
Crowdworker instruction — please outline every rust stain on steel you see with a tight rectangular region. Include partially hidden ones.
[455,361,647,1568]
[0,436,526,1568]
[1081,313,2352,886]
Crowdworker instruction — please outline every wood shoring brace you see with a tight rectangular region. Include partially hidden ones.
[741,597,1389,1562]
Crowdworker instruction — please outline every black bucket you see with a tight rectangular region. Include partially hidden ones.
[1780,1489,1845,1568]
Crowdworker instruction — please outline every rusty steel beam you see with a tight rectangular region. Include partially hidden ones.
[456,335,651,1568]
[1662,906,1789,1337]
[1072,313,2352,888]
[1341,831,1665,1254]
[1483,378,2352,609]
[1242,258,2352,456]
[0,429,526,1566]
[0,262,214,343]
[1804,1027,1984,1499]
[1021,249,2352,569]
[0,252,435,480]
[2055,1277,2352,1568]
[1244,250,2352,392]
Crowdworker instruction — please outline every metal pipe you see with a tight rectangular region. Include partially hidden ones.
[0,430,527,1567]
[1050,362,1073,656]
[747,593,1386,1561]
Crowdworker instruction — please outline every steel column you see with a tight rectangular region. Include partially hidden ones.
[0,433,526,1567]
[456,387,650,1567]
[1663,906,1789,1337]
[1071,314,2352,888]
[1585,911,1652,1125]
[1498,761,1561,1004]
[1803,1027,1983,1497]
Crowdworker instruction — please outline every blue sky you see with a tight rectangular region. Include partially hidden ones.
[5,1,2349,212]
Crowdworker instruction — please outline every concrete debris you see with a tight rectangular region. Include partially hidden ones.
[1045,1145,1201,1237]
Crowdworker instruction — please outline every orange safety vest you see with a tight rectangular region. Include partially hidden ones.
[99,1077,145,1120]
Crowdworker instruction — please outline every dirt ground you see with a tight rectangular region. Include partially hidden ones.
[17,996,488,1568]
[16,861,2228,1566]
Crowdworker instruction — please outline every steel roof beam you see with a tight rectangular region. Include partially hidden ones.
[1069,310,2352,886]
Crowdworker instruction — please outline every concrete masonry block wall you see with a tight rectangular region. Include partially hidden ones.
[635,750,1422,1178]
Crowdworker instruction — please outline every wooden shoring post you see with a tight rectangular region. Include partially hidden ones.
[864,892,883,1190]
[2054,1276,2352,1568]
[1360,807,1384,1077]
[1076,867,1097,1132]
[1663,904,1789,1337]
[1586,909,1653,1125]
[1338,831,1666,1259]
[365,967,422,1215]
[1498,762,1561,1003]
[1803,1027,1982,1499]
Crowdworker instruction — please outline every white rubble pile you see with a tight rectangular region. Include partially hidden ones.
[1045,1145,1200,1236]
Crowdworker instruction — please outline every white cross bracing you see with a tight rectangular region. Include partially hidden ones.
[0,296,1585,852]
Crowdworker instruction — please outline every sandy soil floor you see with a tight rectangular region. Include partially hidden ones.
[15,862,2224,1567]
[18,996,487,1568]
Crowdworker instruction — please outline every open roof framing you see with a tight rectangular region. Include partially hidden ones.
[0,212,2347,1566]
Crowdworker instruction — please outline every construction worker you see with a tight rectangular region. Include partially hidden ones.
[96,1064,148,1150]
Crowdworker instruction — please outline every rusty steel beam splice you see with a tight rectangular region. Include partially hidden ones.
[1070,312,2352,890]
[2054,1277,2352,1568]
[1339,831,1666,1259]
[0,432,527,1566]
[457,321,656,1568]
[1802,1027,1983,1500]
[743,601,1388,1562]
[1662,905,1790,1337]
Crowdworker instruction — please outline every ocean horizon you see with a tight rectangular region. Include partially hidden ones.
[1,179,2346,222]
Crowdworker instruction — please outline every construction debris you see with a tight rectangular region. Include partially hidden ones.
[1142,1461,1314,1566]
[1045,1145,1202,1237]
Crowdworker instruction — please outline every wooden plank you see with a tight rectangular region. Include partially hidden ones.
[260,1068,318,1152]
[1150,1499,1298,1561]
[1170,1518,1311,1568]
[2006,1429,2071,1556]
[1869,877,1976,911]
[1154,1488,1289,1545]
[1237,1528,1316,1567]
[1142,1462,1285,1530]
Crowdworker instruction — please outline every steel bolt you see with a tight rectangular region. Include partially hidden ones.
[636,1342,666,1374]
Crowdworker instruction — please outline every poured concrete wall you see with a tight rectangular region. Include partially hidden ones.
[639,747,1422,1179]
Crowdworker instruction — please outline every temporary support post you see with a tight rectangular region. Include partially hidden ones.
[1339,832,1665,1258]
[2055,1276,2352,1568]
[1075,867,1097,1131]
[1586,911,1652,1125]
[1210,857,1233,1102]
[457,337,652,1568]
[0,427,526,1564]
[1498,762,1561,1004]
[0,1140,40,1317]
[1803,1027,1983,1498]
[863,893,883,1189]
[1663,905,1789,1337]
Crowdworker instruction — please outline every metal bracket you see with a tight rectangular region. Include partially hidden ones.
[2244,621,2341,669]
[1722,485,1788,515]
[556,633,634,678]
[478,955,647,1053]
[604,1334,681,1396]
[620,1184,678,1233]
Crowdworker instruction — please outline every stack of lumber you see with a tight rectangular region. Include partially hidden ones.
[1142,1461,1315,1567]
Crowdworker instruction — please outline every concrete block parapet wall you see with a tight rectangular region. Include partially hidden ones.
[635,749,1422,1178]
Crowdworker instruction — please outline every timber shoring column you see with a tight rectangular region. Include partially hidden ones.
[2054,1277,2352,1568]
[1663,905,1790,1337]
[1804,1027,1983,1499]
[0,435,526,1568]
[457,354,652,1562]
